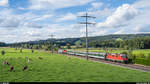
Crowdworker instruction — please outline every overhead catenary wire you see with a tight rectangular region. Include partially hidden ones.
[78,12,96,60]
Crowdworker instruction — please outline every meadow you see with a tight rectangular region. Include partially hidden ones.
[0,48,150,82]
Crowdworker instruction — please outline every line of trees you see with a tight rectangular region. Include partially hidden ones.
[0,42,6,47]
[88,37,150,49]
[1,37,150,51]
[9,41,61,51]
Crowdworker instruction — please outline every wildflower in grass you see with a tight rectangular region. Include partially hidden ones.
[27,58,32,63]
[28,59,30,63]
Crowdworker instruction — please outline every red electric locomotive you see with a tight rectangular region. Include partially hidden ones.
[106,53,128,63]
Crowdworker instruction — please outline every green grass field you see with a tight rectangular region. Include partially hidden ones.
[0,48,150,82]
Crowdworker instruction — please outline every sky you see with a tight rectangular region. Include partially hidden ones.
[0,0,150,43]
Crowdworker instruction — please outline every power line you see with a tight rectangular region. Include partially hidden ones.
[49,34,55,39]
[48,34,55,53]
[78,12,96,60]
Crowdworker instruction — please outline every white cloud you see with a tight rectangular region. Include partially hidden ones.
[57,13,77,22]
[28,0,93,10]
[18,7,25,10]
[133,0,150,9]
[1,0,150,43]
[91,2,103,9]
[32,14,53,21]
[0,23,85,43]
[87,8,114,20]
[0,9,53,29]
[0,9,23,28]
[0,0,8,7]
[97,4,138,28]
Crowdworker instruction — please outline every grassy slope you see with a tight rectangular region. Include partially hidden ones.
[0,48,150,82]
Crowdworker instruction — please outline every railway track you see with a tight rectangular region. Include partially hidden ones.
[65,54,150,73]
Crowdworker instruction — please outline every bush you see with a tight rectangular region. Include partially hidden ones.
[1,50,5,55]
[32,49,34,53]
[135,58,150,66]
[147,53,150,59]
[122,50,136,64]
[54,47,58,51]
[121,51,128,54]
[139,53,145,58]
[20,49,22,53]
[126,50,133,59]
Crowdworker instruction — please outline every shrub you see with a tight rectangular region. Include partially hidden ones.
[32,50,34,53]
[1,50,5,55]
[121,51,128,54]
[122,50,136,64]
[126,50,133,59]
[147,53,150,59]
[54,47,58,51]
[139,53,145,58]
[20,49,22,53]
[135,58,150,66]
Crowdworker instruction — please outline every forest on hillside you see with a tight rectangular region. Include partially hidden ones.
[0,34,148,50]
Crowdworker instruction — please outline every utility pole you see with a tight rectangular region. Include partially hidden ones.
[49,34,55,53]
[78,12,96,60]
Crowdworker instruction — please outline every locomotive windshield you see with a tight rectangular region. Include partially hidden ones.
[121,54,127,58]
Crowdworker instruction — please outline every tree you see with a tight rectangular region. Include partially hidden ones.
[66,43,71,49]
[140,41,144,49]
[1,50,5,55]
[20,48,22,53]
[32,49,34,53]
[75,40,82,48]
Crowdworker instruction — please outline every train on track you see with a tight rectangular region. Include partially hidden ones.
[58,49,128,64]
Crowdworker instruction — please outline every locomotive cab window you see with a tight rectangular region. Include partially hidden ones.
[121,55,126,58]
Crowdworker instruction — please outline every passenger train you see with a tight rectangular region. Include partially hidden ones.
[58,49,128,64]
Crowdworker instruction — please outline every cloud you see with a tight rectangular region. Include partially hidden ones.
[0,9,53,29]
[23,22,43,28]
[134,25,150,32]
[0,0,8,7]
[96,4,138,28]
[32,14,53,21]
[133,0,150,9]
[1,0,150,43]
[0,23,85,43]
[57,13,77,22]
[91,2,103,9]
[0,9,22,28]
[18,7,25,10]
[28,0,93,10]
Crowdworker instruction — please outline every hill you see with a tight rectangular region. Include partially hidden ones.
[7,33,150,46]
